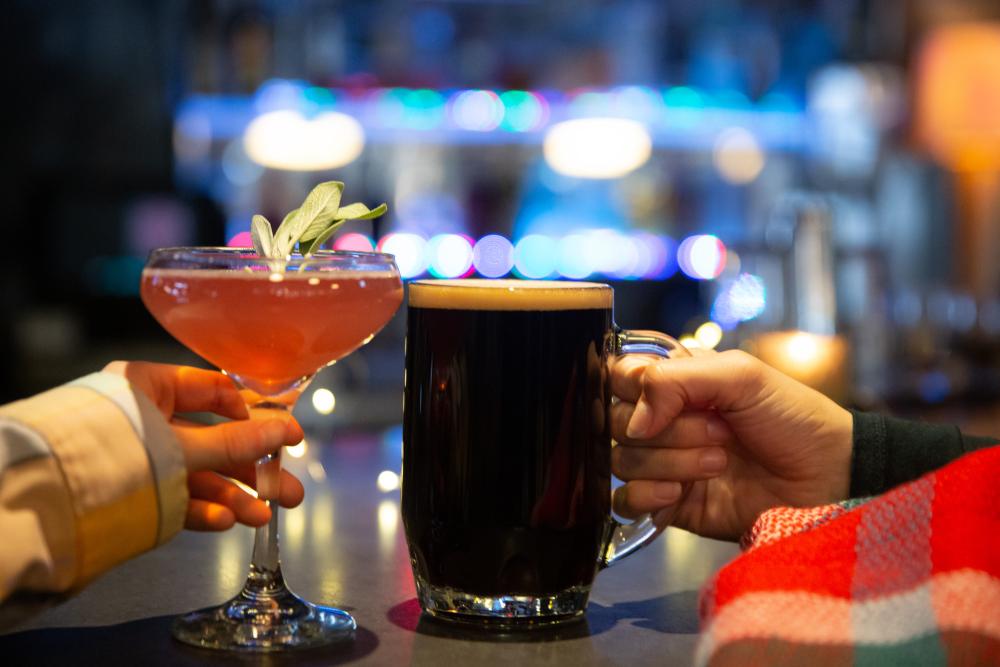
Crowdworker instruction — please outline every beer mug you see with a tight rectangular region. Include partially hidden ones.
[402,279,688,626]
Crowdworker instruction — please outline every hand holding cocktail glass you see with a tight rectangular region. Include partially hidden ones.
[140,183,402,651]
[103,361,305,530]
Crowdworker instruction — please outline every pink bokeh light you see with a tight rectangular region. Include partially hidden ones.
[227,231,253,248]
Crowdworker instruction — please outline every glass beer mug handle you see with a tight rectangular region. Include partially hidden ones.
[600,329,691,569]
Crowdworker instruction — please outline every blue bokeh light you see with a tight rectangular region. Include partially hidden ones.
[472,234,515,278]
[513,235,558,279]
[712,273,767,329]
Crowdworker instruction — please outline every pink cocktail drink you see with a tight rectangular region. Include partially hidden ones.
[141,268,403,395]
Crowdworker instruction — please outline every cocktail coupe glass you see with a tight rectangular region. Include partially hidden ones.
[140,247,403,651]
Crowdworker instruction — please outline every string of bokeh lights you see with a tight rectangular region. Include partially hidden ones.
[228,229,729,282]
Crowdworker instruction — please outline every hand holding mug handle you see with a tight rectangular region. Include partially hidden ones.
[600,329,691,568]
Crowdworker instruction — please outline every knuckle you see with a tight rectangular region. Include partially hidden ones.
[613,446,653,480]
[613,484,644,518]
[619,359,650,385]
[208,375,235,411]
[648,362,682,394]
[721,349,764,388]
[644,360,671,384]
[719,349,753,371]
[615,445,636,473]
[612,485,630,513]
[609,403,630,436]
[610,446,625,474]
[643,361,686,419]
[615,355,647,373]
[222,425,251,466]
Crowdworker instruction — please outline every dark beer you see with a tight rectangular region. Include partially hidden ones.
[402,280,614,603]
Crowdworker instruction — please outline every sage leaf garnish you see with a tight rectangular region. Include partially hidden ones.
[271,181,344,257]
[332,202,388,222]
[298,224,341,257]
[249,181,388,260]
[298,203,388,254]
[251,215,274,258]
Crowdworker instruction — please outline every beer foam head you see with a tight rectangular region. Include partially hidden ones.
[408,279,612,311]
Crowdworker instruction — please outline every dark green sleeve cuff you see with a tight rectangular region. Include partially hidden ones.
[849,410,999,497]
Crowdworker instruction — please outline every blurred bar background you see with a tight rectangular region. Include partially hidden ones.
[4,0,1000,437]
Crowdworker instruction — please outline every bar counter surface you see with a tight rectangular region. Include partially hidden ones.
[0,429,739,665]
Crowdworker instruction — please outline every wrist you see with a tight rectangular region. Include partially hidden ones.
[822,403,854,502]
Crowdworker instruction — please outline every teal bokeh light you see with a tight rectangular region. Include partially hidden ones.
[403,89,446,130]
[663,86,705,109]
[500,91,548,132]
[513,235,557,279]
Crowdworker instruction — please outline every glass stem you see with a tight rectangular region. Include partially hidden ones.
[245,400,290,590]
[251,455,281,574]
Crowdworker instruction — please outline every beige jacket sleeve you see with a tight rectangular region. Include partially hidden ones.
[0,372,188,608]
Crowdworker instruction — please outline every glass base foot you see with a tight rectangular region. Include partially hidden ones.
[415,577,589,628]
[172,567,355,652]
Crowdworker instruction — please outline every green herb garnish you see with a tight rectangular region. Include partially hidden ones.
[250,181,388,259]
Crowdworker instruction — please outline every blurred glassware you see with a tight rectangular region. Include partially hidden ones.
[750,194,852,403]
